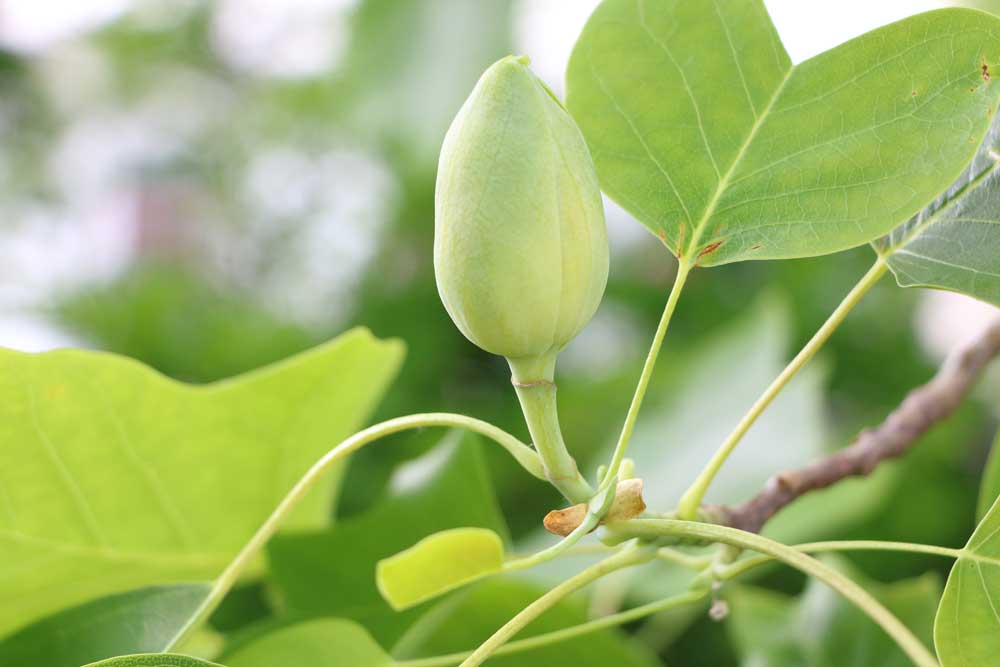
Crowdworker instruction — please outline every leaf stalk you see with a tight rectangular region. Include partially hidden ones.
[676,257,888,519]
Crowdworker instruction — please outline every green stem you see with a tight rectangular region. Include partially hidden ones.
[455,544,656,667]
[397,589,707,667]
[676,258,888,519]
[603,519,938,667]
[720,539,1000,581]
[503,481,619,572]
[163,412,544,652]
[601,260,691,488]
[510,353,594,503]
[656,547,714,570]
[504,511,602,571]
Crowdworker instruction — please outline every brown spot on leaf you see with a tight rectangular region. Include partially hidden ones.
[750,244,763,251]
[697,240,723,260]
[983,63,991,82]
[911,90,918,97]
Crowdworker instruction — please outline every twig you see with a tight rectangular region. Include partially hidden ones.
[718,317,1000,534]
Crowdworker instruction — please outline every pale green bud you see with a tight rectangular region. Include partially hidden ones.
[434,55,609,367]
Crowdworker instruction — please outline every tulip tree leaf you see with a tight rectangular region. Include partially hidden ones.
[978,430,1000,521]
[224,619,391,667]
[874,111,1000,305]
[935,495,1000,665]
[376,527,505,610]
[84,656,224,667]
[727,555,940,667]
[0,328,404,636]
[0,584,210,667]
[567,1,1000,266]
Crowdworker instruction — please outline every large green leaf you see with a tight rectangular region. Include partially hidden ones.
[727,555,940,667]
[935,494,1000,665]
[978,429,1000,520]
[391,577,659,667]
[874,111,1000,305]
[0,328,404,636]
[267,431,509,645]
[0,584,210,667]
[225,619,391,667]
[567,1,1000,265]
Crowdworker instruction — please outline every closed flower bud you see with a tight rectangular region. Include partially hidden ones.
[434,55,609,371]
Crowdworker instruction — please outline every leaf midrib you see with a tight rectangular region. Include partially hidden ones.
[683,66,793,261]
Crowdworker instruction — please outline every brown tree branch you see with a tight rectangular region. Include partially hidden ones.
[718,316,1000,534]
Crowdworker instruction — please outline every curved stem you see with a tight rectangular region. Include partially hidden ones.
[398,589,706,667]
[504,512,602,571]
[602,260,691,488]
[456,544,656,667]
[677,258,888,519]
[504,481,620,571]
[164,412,543,651]
[720,539,1000,581]
[603,519,938,667]
[656,547,714,570]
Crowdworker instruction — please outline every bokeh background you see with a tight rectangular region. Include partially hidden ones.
[2,1,1000,664]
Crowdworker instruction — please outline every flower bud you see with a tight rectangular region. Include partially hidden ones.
[434,55,609,367]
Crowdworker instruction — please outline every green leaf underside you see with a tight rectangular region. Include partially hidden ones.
[874,110,1000,305]
[225,619,391,667]
[978,430,1000,521]
[0,584,210,667]
[727,555,940,667]
[83,655,223,667]
[391,577,659,667]
[376,527,504,611]
[934,495,1000,665]
[0,328,404,637]
[267,432,509,645]
[567,1,1000,266]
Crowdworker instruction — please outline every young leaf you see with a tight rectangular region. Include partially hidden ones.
[84,655,224,667]
[0,584,210,667]
[224,619,391,667]
[567,1,1000,266]
[391,577,659,667]
[978,429,1000,520]
[0,328,404,636]
[376,527,504,610]
[874,112,1000,305]
[934,495,1000,665]
[727,555,940,667]
[267,431,509,645]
